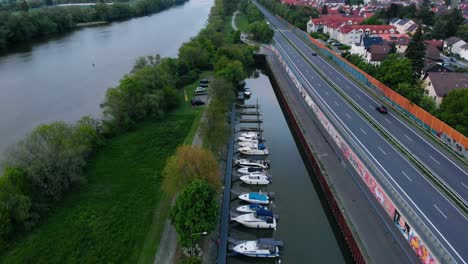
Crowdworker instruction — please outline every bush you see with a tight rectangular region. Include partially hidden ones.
[170,180,218,247]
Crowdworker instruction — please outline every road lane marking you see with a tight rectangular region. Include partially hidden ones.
[369,104,373,109]
[430,155,441,165]
[402,170,412,182]
[462,182,468,190]
[404,134,413,142]
[355,94,361,98]
[384,118,392,124]
[345,113,352,119]
[378,147,387,155]
[334,101,339,106]
[324,91,329,95]
[360,128,367,135]
[434,204,448,219]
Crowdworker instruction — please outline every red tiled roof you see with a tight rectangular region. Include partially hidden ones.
[310,15,365,26]
[424,39,443,49]
[338,25,396,34]
[369,44,391,61]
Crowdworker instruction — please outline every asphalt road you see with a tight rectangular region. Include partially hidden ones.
[254,3,468,263]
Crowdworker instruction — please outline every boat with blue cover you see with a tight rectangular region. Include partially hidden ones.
[238,143,269,156]
[238,191,270,204]
[231,207,277,229]
[236,203,267,213]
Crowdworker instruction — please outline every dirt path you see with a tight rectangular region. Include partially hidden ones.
[231,10,239,31]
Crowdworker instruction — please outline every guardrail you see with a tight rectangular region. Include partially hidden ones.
[267,43,456,264]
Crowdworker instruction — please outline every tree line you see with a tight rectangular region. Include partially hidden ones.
[0,0,256,249]
[0,0,187,50]
[256,0,318,31]
[239,1,273,43]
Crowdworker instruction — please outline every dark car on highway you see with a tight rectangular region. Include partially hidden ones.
[312,51,317,56]
[376,105,388,114]
[191,98,205,106]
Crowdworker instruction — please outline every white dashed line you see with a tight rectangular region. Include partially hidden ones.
[404,134,413,142]
[384,118,392,124]
[324,91,329,95]
[430,155,441,165]
[356,94,361,99]
[345,113,352,119]
[378,147,387,155]
[402,170,412,182]
[360,128,367,135]
[433,204,448,219]
[334,101,339,106]
[462,182,468,190]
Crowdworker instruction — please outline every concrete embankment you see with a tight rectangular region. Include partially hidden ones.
[257,50,419,264]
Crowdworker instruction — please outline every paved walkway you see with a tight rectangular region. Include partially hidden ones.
[231,10,239,31]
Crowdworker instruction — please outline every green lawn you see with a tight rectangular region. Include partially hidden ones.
[235,11,249,32]
[0,78,210,263]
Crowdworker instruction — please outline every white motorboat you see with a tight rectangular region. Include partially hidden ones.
[238,134,260,142]
[238,143,268,156]
[232,238,283,258]
[244,88,251,96]
[238,140,259,147]
[240,132,259,138]
[235,158,270,169]
[237,167,265,174]
[240,173,271,185]
[238,191,270,204]
[236,203,267,213]
[231,208,276,229]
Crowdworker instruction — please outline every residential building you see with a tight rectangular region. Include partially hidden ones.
[365,44,391,65]
[423,72,468,105]
[444,37,467,54]
[389,18,417,34]
[425,44,441,62]
[459,43,468,61]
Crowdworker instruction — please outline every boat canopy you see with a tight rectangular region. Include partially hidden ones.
[258,143,266,150]
[256,207,273,217]
[249,192,268,201]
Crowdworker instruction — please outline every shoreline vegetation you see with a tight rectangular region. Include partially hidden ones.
[0,0,263,261]
[0,0,188,51]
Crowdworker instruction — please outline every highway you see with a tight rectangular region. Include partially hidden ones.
[254,3,468,263]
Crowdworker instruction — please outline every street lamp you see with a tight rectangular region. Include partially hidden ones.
[190,231,208,257]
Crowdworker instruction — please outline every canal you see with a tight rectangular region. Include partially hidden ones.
[228,68,351,263]
[0,0,213,156]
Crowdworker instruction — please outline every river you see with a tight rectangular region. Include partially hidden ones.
[228,69,351,263]
[0,0,213,156]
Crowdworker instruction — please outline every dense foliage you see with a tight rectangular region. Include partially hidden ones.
[405,26,425,79]
[0,112,195,263]
[162,146,221,196]
[170,179,218,247]
[0,0,187,50]
[437,89,468,136]
[0,117,101,245]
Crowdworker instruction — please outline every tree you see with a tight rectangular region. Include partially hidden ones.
[389,42,397,54]
[437,89,468,136]
[321,5,328,15]
[416,0,434,25]
[378,54,414,88]
[418,95,436,114]
[247,21,274,43]
[405,26,425,79]
[170,180,218,247]
[214,56,245,85]
[361,16,383,25]
[162,146,221,196]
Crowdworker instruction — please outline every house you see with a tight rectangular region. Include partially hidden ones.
[307,15,365,34]
[459,43,468,61]
[425,44,441,62]
[423,72,468,105]
[365,44,391,65]
[381,34,410,53]
[424,39,443,50]
[422,60,452,75]
[444,37,467,54]
[335,25,397,46]
[389,18,417,34]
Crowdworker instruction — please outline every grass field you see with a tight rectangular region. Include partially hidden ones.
[0,77,210,264]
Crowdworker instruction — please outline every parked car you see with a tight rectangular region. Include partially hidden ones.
[327,39,334,43]
[191,98,205,106]
[450,57,457,62]
[200,79,209,84]
[195,87,207,94]
[199,83,208,88]
[332,42,341,47]
[312,51,317,56]
[375,105,388,114]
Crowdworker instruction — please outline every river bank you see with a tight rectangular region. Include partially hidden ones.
[0,0,213,156]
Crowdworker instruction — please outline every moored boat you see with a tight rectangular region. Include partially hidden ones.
[231,207,276,229]
[235,158,270,169]
[232,238,283,258]
[238,191,270,204]
[240,173,271,185]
